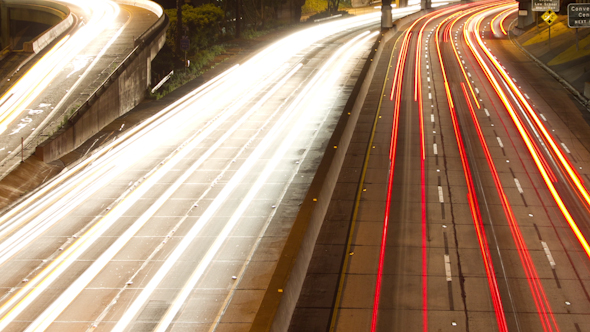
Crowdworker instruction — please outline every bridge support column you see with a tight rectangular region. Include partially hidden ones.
[421,0,431,10]
[382,0,392,28]
[1,2,9,49]
[381,4,392,28]
[518,0,534,29]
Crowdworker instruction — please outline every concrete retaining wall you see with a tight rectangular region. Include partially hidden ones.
[115,0,163,17]
[35,3,168,162]
[24,13,74,53]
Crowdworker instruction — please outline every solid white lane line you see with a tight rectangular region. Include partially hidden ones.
[541,241,556,269]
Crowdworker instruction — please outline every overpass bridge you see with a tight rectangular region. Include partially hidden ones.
[0,0,167,182]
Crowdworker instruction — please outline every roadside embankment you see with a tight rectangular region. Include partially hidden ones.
[512,13,590,105]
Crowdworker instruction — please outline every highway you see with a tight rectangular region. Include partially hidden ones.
[0,0,158,178]
[0,10,420,332]
[316,1,590,331]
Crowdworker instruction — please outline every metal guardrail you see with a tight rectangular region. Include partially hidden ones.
[314,14,343,22]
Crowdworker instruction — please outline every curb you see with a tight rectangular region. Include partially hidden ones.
[508,19,590,111]
[248,28,387,332]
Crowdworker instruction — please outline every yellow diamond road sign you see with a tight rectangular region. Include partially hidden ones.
[542,9,558,25]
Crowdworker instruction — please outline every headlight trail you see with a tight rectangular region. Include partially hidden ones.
[412,8,459,332]
[372,12,424,331]
[0,0,120,134]
[462,4,590,259]
[0,9,387,330]
[490,6,516,36]
[478,4,590,215]
[434,7,509,330]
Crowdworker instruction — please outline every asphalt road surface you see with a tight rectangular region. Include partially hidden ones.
[321,1,590,331]
[0,11,401,332]
[0,1,158,179]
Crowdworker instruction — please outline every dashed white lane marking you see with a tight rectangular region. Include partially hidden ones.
[484,108,490,117]
[512,77,517,82]
[426,65,429,69]
[524,93,530,99]
[561,143,571,154]
[467,72,471,77]
[433,143,438,155]
[514,178,524,194]
[438,186,444,203]
[540,113,547,121]
[475,87,480,94]
[427,77,431,82]
[541,241,556,269]
[431,114,435,123]
[444,254,452,281]
[429,92,432,99]
[425,54,428,58]
[497,137,503,148]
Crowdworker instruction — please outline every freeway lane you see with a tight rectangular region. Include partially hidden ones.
[0,0,158,180]
[0,10,421,332]
[324,1,590,331]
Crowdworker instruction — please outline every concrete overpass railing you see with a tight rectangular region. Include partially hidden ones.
[115,0,163,17]
[23,13,73,53]
[3,0,74,53]
[35,1,169,162]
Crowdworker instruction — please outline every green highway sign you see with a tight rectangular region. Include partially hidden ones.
[533,0,560,12]
[568,3,590,28]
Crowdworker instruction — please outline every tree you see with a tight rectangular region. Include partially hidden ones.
[327,0,341,14]
[176,0,183,55]
[165,4,224,56]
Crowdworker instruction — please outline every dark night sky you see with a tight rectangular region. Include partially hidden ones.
[153,0,177,9]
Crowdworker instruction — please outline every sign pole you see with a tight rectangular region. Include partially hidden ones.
[576,28,579,51]
[549,24,551,48]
